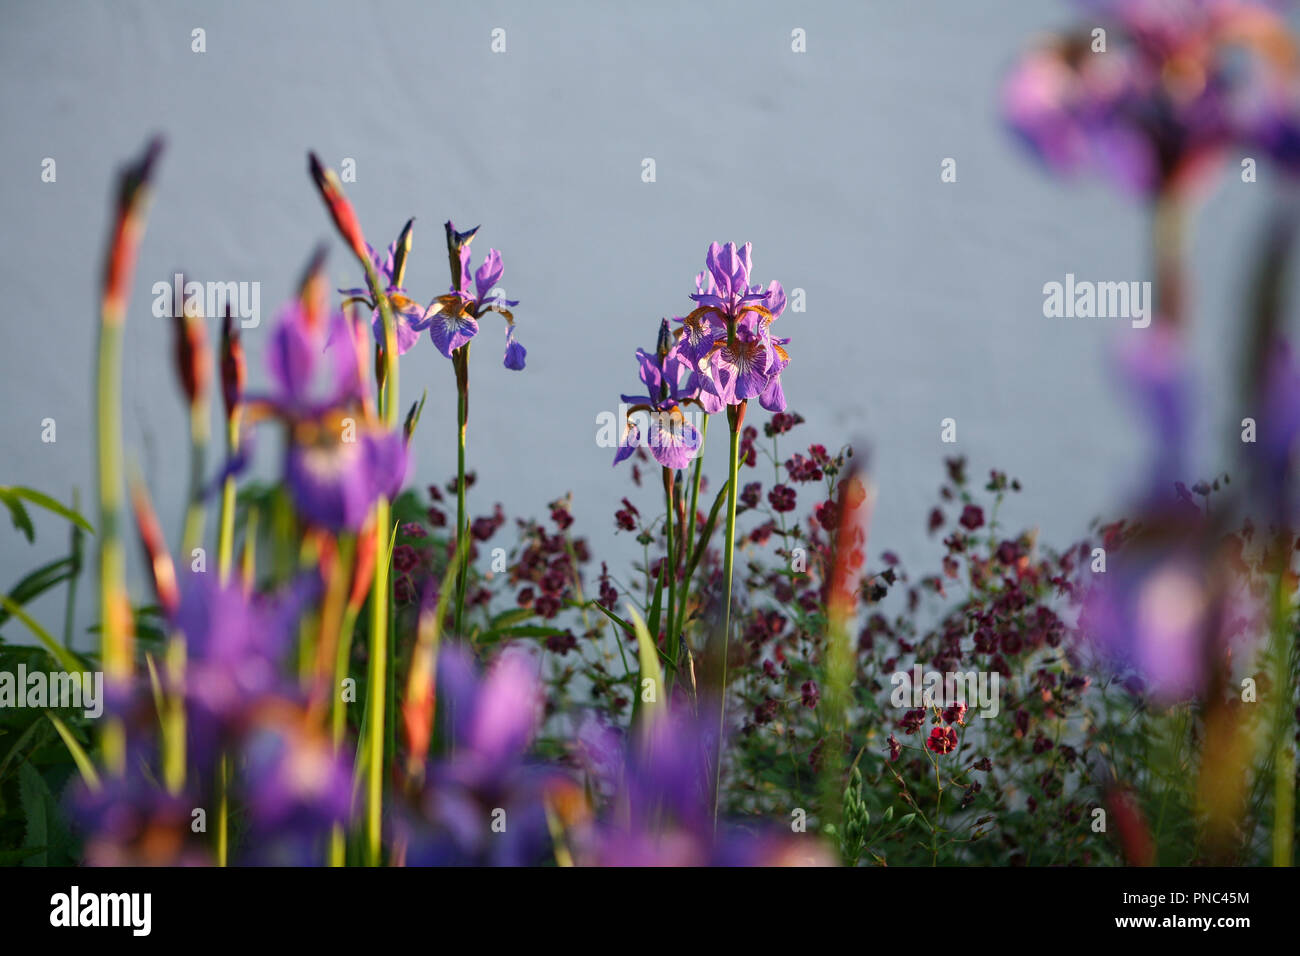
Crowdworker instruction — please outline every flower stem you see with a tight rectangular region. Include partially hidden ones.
[663,467,677,679]
[360,258,400,868]
[453,344,471,636]
[366,501,390,866]
[331,601,360,867]
[713,402,744,827]
[216,754,229,866]
[95,318,129,776]
[675,415,709,647]
[218,418,239,582]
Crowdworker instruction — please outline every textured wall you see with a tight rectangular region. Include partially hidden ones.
[0,0,1287,645]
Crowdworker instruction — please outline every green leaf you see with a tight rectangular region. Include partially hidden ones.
[0,487,93,535]
[626,604,663,738]
[0,596,84,673]
[0,556,77,628]
[590,601,634,639]
[646,562,665,646]
[0,490,34,542]
[18,761,52,866]
[46,711,100,791]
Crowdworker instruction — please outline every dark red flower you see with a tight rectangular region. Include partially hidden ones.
[925,726,958,755]
[768,484,797,513]
[800,680,820,709]
[959,504,984,530]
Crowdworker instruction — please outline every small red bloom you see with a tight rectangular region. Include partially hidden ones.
[925,726,958,755]
[959,504,984,530]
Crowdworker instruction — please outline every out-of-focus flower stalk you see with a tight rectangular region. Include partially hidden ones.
[309,152,399,866]
[176,300,211,556]
[218,311,245,583]
[402,552,460,787]
[821,465,871,850]
[1153,192,1188,330]
[128,472,184,795]
[96,136,163,776]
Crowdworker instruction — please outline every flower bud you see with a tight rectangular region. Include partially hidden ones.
[220,311,245,421]
[308,152,368,264]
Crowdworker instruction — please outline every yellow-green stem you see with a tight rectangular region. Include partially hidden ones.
[96,319,128,776]
[712,406,742,827]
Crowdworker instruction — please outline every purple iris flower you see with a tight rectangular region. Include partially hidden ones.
[1078,522,1264,704]
[569,705,831,866]
[163,571,323,783]
[70,769,212,866]
[397,644,564,866]
[424,221,525,369]
[246,301,410,532]
[338,226,429,355]
[1003,0,1300,196]
[239,714,354,865]
[613,321,704,470]
[678,242,789,413]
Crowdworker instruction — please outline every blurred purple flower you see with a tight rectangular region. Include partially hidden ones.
[239,712,354,865]
[245,301,409,531]
[1003,0,1300,196]
[397,644,563,866]
[570,705,831,866]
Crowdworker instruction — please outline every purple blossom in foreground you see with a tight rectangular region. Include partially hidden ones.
[424,220,525,369]
[238,712,354,865]
[678,242,789,413]
[245,300,409,531]
[613,320,704,470]
[173,572,317,764]
[1003,0,1300,196]
[397,644,567,866]
[71,771,211,867]
[569,706,832,866]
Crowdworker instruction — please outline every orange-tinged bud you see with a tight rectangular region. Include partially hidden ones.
[221,311,246,420]
[130,475,179,617]
[308,152,368,265]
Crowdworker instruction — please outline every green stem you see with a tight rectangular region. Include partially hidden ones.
[663,467,677,681]
[366,500,390,866]
[675,415,709,646]
[217,753,229,866]
[218,418,239,583]
[181,400,208,557]
[453,345,470,636]
[359,255,399,868]
[95,318,128,775]
[331,591,360,866]
[713,404,743,827]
